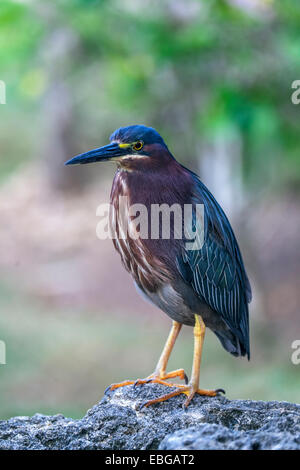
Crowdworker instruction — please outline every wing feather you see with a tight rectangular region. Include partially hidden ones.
[177,171,251,358]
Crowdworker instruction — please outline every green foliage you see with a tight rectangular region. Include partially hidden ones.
[0,0,300,189]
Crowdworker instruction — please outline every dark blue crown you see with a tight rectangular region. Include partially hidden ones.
[110,125,167,147]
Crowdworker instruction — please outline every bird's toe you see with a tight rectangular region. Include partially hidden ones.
[215,388,226,395]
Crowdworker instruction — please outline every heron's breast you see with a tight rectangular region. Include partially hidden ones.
[109,171,172,292]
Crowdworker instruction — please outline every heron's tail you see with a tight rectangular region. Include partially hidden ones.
[214,330,249,359]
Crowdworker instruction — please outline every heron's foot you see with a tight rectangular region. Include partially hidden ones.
[138,384,225,410]
[133,368,188,387]
[105,368,188,395]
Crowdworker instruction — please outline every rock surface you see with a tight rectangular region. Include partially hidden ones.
[0,384,299,450]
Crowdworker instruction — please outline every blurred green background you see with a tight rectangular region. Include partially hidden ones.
[0,0,299,419]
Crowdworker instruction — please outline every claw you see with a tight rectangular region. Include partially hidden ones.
[215,388,226,395]
[144,378,154,384]
[133,378,152,388]
[138,401,148,411]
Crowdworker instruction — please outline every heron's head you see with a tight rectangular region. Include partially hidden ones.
[65,125,173,170]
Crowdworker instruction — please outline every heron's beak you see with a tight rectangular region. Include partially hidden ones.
[64,142,130,166]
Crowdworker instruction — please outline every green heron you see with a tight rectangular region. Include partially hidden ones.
[65,125,251,409]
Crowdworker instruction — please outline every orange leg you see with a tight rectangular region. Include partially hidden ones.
[139,315,225,409]
[106,321,187,394]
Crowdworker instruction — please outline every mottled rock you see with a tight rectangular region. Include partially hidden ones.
[0,384,299,450]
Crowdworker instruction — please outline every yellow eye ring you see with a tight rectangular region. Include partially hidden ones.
[133,141,143,151]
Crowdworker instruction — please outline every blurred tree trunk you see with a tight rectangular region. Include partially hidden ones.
[199,128,244,218]
[41,80,82,192]
[37,4,86,192]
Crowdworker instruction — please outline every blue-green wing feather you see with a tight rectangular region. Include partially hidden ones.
[177,171,251,358]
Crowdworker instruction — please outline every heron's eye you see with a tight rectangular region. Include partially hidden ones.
[133,141,143,151]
